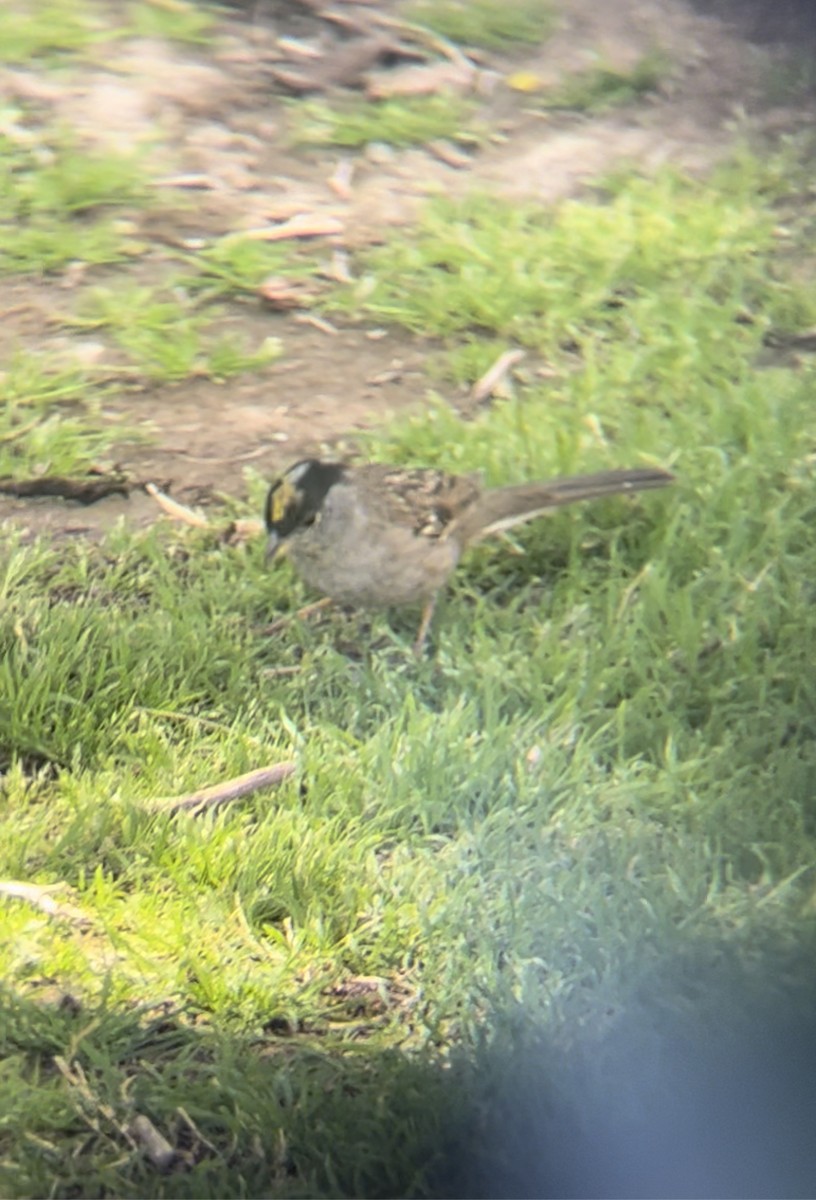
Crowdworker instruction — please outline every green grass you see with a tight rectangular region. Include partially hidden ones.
[126,0,218,46]
[763,50,816,106]
[2,318,816,1186]
[184,235,326,301]
[0,127,147,275]
[404,0,554,50]
[539,52,668,112]
[0,0,110,62]
[0,0,218,62]
[330,147,816,376]
[0,352,126,480]
[289,94,480,150]
[68,284,281,382]
[0,25,148,486]
[3,12,816,1189]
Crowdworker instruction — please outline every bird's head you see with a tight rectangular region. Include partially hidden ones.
[264,459,346,558]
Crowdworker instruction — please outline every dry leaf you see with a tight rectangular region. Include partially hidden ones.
[245,213,344,241]
[470,349,526,404]
[427,138,472,168]
[365,61,476,99]
[145,483,209,527]
[327,159,355,200]
[128,1115,177,1171]
[258,275,321,309]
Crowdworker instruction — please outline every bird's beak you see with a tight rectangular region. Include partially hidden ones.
[265,531,282,561]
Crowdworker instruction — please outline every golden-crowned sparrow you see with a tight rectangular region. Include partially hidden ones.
[265,459,673,651]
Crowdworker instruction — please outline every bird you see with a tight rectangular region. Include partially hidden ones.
[264,458,674,653]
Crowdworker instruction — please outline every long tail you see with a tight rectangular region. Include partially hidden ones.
[467,467,674,541]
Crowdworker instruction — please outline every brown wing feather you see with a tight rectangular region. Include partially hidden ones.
[462,467,674,543]
[354,464,481,540]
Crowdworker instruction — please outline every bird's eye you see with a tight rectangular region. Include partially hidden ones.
[301,512,318,528]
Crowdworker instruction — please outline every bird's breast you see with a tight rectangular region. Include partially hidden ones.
[288,487,461,607]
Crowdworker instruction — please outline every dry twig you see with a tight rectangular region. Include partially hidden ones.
[244,212,344,242]
[365,60,475,99]
[258,275,322,309]
[145,483,210,528]
[293,312,339,335]
[0,880,92,927]
[470,349,526,404]
[152,763,296,816]
[0,473,129,504]
[327,159,355,200]
[154,173,219,190]
[127,1114,177,1171]
[368,12,475,72]
[426,138,472,168]
[271,34,392,91]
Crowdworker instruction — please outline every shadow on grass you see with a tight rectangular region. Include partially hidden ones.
[462,936,816,1199]
[4,932,816,1199]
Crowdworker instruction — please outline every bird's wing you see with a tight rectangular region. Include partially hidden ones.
[354,464,481,540]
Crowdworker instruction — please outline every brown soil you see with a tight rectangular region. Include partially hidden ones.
[1,0,813,538]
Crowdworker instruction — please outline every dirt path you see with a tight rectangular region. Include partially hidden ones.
[1,0,813,536]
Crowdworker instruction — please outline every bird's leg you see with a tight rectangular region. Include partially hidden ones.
[413,593,439,657]
[262,597,333,636]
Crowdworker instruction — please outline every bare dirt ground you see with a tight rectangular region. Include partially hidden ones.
[1,0,814,536]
